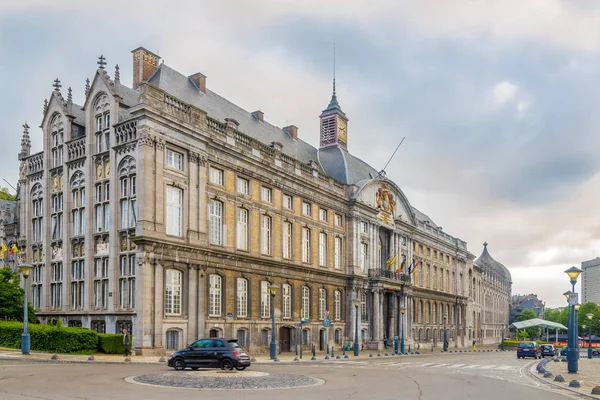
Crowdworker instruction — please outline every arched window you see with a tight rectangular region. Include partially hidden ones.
[94,94,111,154]
[361,292,367,322]
[282,283,292,319]
[71,172,85,236]
[261,281,270,318]
[166,329,180,350]
[209,274,222,316]
[425,302,430,323]
[236,329,248,349]
[209,199,223,244]
[318,288,327,320]
[50,114,64,168]
[91,320,105,333]
[301,286,310,319]
[334,290,341,321]
[118,157,136,229]
[433,303,437,324]
[236,278,248,317]
[335,328,342,344]
[165,269,182,314]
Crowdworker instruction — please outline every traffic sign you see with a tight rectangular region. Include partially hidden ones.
[323,318,331,328]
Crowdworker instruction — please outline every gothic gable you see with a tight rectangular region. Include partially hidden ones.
[355,178,416,226]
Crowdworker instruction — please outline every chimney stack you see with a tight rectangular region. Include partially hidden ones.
[283,125,298,140]
[251,110,264,122]
[189,72,207,93]
[132,47,160,89]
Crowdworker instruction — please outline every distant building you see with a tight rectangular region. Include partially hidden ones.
[0,199,18,270]
[582,258,600,305]
[510,294,545,323]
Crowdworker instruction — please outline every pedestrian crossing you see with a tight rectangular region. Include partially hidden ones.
[377,361,521,372]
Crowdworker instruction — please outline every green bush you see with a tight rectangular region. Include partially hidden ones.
[0,321,97,353]
[97,334,126,354]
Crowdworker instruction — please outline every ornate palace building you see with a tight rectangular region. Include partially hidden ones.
[15,47,511,355]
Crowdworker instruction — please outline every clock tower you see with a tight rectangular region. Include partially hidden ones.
[319,79,349,150]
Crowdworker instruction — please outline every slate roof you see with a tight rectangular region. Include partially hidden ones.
[474,243,511,281]
[317,146,378,185]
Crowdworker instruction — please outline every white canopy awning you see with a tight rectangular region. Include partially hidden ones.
[509,318,567,330]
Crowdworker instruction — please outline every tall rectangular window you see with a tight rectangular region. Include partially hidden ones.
[334,237,342,269]
[282,221,292,259]
[209,167,224,185]
[319,209,328,222]
[335,214,342,227]
[236,208,249,251]
[433,267,437,289]
[237,177,249,195]
[165,269,182,314]
[261,187,272,203]
[302,227,311,263]
[302,202,311,216]
[301,287,310,319]
[360,243,368,272]
[334,291,341,321]
[318,288,327,320]
[209,200,223,245]
[166,149,183,170]
[261,281,270,318]
[237,278,248,317]
[283,194,293,210]
[50,263,63,310]
[282,284,291,319]
[209,274,222,316]
[166,186,183,236]
[119,254,136,309]
[93,258,109,310]
[319,232,327,267]
[361,292,367,322]
[261,215,272,255]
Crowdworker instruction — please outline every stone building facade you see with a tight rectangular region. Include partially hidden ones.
[16,47,511,355]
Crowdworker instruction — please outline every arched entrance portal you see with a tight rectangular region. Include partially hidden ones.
[279,326,292,352]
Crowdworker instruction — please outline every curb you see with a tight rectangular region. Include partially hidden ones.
[527,361,600,400]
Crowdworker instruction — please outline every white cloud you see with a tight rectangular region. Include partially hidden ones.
[493,81,518,103]
[517,101,529,112]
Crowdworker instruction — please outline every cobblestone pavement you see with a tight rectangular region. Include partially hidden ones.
[534,357,600,399]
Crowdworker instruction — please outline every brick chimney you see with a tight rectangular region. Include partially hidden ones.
[189,72,207,93]
[132,47,160,89]
[251,110,264,121]
[283,125,298,140]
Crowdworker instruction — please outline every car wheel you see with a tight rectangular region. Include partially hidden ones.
[220,359,234,370]
[192,367,199,371]
[173,358,186,371]
[235,366,247,371]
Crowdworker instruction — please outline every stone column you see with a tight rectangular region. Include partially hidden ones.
[137,256,154,353]
[197,267,206,337]
[153,261,164,350]
[372,289,380,348]
[188,264,198,344]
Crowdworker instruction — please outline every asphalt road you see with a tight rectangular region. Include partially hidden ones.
[0,352,577,400]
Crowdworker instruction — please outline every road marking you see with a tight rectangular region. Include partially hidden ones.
[461,364,481,369]
[420,363,436,367]
[446,364,467,368]
[496,365,515,370]
[479,365,496,370]
[431,363,450,368]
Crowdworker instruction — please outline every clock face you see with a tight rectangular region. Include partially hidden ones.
[337,118,347,142]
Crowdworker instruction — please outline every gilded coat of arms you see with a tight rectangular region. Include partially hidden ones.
[376,183,396,215]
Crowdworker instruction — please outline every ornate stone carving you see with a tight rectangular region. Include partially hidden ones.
[376,183,396,215]
[156,138,165,150]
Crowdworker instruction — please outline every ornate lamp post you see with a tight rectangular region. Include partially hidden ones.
[586,313,594,359]
[501,323,505,351]
[564,266,582,373]
[19,263,33,355]
[268,284,279,361]
[353,298,360,356]
[443,311,448,352]
[400,306,406,354]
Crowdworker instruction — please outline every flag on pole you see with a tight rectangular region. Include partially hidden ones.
[9,244,18,255]
[385,253,397,270]
[396,259,404,273]
[409,260,422,275]
[0,242,6,258]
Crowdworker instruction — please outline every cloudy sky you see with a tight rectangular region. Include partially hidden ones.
[2,0,600,307]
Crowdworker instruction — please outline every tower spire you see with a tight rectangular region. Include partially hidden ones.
[319,42,348,150]
[333,41,336,97]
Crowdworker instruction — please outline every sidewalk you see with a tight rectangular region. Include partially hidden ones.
[0,344,502,365]
[532,357,600,399]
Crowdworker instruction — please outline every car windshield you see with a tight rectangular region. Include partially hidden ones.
[520,342,535,348]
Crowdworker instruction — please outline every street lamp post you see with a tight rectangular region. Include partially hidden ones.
[400,306,406,354]
[564,266,582,374]
[501,323,505,351]
[353,298,360,356]
[19,263,33,355]
[586,313,594,359]
[443,311,448,352]
[269,284,279,361]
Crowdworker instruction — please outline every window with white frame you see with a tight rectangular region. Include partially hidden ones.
[301,286,310,319]
[166,149,183,170]
[302,202,311,216]
[237,177,249,195]
[94,159,110,232]
[71,173,85,237]
[319,209,327,222]
[31,257,43,310]
[119,157,137,229]
[282,283,291,319]
[70,243,84,310]
[334,236,342,269]
[302,227,311,263]
[166,329,180,351]
[318,232,328,267]
[282,221,292,259]
[425,302,430,323]
[237,278,248,317]
[31,185,43,243]
[261,281,271,318]
[261,186,272,203]
[209,199,223,245]
[283,194,293,210]
[51,191,63,240]
[335,214,342,227]
[166,186,183,236]
[209,167,224,185]
[209,274,222,316]
[318,288,327,320]
[361,292,367,322]
[165,269,182,314]
[119,235,136,309]
[236,208,249,251]
[261,215,272,255]
[50,114,64,166]
[334,290,341,320]
[433,267,437,289]
[93,257,109,310]
[50,262,63,310]
[360,242,368,272]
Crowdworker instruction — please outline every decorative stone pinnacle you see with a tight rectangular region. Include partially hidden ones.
[85,78,90,96]
[43,99,48,114]
[114,64,120,83]
[483,241,488,248]
[97,54,106,69]
[67,87,73,103]
[22,122,30,133]
[53,78,62,91]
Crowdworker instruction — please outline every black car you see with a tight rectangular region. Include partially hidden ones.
[540,344,555,357]
[168,338,251,371]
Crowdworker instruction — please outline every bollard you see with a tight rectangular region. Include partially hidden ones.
[336,355,341,359]
[293,357,298,361]
[51,354,59,360]
[369,353,373,357]
[543,371,553,378]
[331,346,335,358]
[569,380,581,388]
[88,356,95,361]
[377,353,381,357]
[158,356,166,363]
[591,386,600,395]
[554,375,565,382]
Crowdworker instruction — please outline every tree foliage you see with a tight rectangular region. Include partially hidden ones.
[0,266,36,322]
[0,187,16,201]
[577,302,600,335]
[516,309,539,338]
